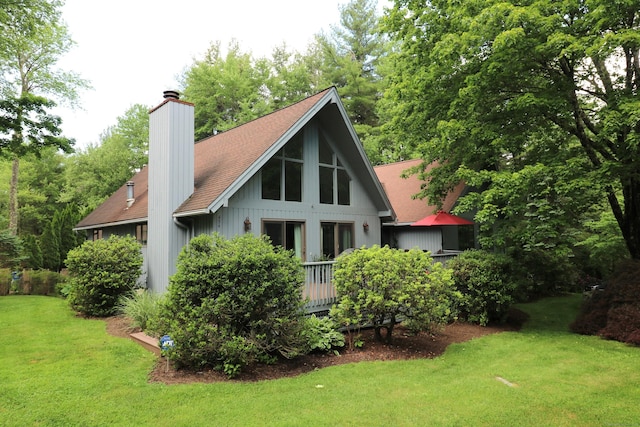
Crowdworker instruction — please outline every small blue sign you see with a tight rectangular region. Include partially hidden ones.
[159,335,174,354]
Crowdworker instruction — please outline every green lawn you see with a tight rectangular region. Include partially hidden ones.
[1,295,638,426]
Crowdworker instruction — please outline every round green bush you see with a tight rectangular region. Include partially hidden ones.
[157,233,308,377]
[448,249,518,326]
[65,235,143,317]
[330,245,457,344]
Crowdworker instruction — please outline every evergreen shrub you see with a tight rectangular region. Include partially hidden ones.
[448,250,518,326]
[157,233,308,377]
[65,235,143,316]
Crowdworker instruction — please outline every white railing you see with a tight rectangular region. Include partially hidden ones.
[301,251,461,313]
[302,261,336,313]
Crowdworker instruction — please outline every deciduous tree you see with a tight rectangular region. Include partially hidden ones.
[382,0,640,259]
[0,0,87,235]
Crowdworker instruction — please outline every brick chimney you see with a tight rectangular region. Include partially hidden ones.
[146,91,194,293]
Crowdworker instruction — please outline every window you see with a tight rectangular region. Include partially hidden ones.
[318,133,350,205]
[263,220,305,259]
[321,222,354,259]
[136,223,148,246]
[92,229,103,241]
[261,132,303,202]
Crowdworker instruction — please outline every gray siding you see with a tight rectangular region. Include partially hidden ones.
[192,120,382,259]
[147,100,194,293]
[395,228,443,252]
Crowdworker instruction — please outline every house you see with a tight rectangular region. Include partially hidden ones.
[75,87,395,295]
[374,159,474,254]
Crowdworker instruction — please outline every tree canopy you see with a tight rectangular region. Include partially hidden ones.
[382,0,640,259]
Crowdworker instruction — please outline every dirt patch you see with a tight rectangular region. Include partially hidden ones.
[104,309,528,385]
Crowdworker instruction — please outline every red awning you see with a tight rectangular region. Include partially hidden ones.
[411,211,474,226]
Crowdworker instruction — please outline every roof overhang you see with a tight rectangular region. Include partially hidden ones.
[73,217,148,231]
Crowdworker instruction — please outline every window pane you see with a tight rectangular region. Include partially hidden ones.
[318,133,333,164]
[285,222,304,258]
[263,222,283,247]
[262,158,281,200]
[337,169,350,205]
[319,166,333,204]
[286,132,303,159]
[285,161,302,202]
[338,224,353,254]
[321,223,335,259]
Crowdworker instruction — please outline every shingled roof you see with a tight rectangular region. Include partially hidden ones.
[374,159,465,225]
[76,87,366,230]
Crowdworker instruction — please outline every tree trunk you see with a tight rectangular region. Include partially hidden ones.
[620,178,640,260]
[8,156,19,235]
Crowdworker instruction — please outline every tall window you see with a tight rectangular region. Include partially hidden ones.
[319,133,350,205]
[262,132,303,202]
[263,220,305,259]
[92,229,103,241]
[136,223,147,246]
[321,222,354,259]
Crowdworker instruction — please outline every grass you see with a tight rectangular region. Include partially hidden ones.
[1,295,639,426]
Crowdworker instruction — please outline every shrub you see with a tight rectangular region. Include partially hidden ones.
[301,315,345,352]
[571,260,640,345]
[330,245,457,344]
[509,247,580,299]
[22,269,66,295]
[448,250,518,326]
[65,235,143,317]
[157,233,308,377]
[117,290,164,332]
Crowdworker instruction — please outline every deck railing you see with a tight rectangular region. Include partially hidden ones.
[302,261,336,313]
[302,251,462,314]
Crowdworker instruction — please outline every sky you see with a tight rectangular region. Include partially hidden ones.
[53,0,390,149]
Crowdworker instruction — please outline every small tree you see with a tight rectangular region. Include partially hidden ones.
[158,233,308,377]
[65,235,142,317]
[0,229,24,269]
[330,245,456,344]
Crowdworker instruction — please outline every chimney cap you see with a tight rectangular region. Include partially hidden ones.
[163,90,180,100]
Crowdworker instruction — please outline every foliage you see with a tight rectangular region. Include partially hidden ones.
[60,104,149,211]
[0,94,72,158]
[576,208,630,278]
[65,235,143,317]
[448,250,518,326]
[571,260,640,345]
[181,41,271,141]
[330,245,456,344]
[0,267,65,296]
[508,246,581,300]
[40,204,84,271]
[314,0,390,164]
[20,233,41,269]
[117,290,164,332]
[382,0,640,259]
[300,314,345,353]
[0,0,87,235]
[157,233,308,377]
[0,229,24,268]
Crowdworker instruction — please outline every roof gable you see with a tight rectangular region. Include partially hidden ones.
[176,88,333,215]
[77,87,393,229]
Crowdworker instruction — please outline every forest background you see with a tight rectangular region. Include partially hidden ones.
[0,0,636,289]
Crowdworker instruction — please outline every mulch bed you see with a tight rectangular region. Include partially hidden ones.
[103,308,529,385]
